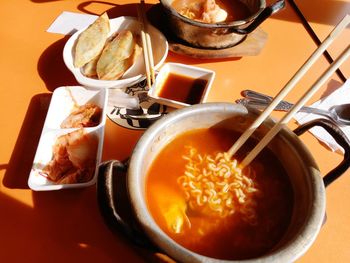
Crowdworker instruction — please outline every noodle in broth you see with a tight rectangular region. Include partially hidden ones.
[146,128,294,260]
[179,146,260,223]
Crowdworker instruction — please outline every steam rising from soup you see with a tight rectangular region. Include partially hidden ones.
[146,128,294,260]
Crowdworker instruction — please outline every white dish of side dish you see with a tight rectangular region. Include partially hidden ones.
[28,86,108,191]
[63,16,168,89]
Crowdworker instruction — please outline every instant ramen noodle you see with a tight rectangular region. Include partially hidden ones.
[146,127,294,260]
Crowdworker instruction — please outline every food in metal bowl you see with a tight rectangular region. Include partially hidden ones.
[171,0,251,23]
[160,0,285,48]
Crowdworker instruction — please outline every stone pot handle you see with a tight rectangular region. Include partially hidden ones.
[293,119,350,187]
[232,0,285,34]
[97,160,176,263]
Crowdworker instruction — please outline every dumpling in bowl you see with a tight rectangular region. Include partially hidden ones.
[96,30,142,80]
[74,12,110,68]
[81,54,100,78]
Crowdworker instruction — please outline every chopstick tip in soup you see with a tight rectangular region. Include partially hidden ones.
[146,127,294,260]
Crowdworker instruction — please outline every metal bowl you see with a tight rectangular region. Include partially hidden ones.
[98,103,350,262]
[160,0,285,49]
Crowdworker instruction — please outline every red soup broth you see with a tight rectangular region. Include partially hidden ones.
[145,127,294,260]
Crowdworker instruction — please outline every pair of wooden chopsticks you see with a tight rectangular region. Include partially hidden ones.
[228,14,350,168]
[137,0,155,89]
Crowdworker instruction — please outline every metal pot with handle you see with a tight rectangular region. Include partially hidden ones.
[159,0,285,48]
[97,103,350,262]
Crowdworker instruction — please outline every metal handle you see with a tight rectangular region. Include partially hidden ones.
[241,89,273,102]
[239,89,338,119]
[293,119,350,187]
[97,160,176,262]
[97,160,152,247]
[237,97,337,117]
[236,97,296,111]
[232,0,286,34]
[240,89,300,111]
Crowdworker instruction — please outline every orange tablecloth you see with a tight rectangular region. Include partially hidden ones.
[292,0,350,79]
[0,0,349,262]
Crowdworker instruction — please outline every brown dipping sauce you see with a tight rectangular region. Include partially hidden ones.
[157,72,207,105]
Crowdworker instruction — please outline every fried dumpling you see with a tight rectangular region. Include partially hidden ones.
[82,37,113,77]
[128,42,142,71]
[82,54,99,77]
[101,42,142,80]
[74,12,110,68]
[96,30,137,80]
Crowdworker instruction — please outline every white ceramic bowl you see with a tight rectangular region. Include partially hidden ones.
[148,62,215,108]
[28,86,108,191]
[63,16,168,89]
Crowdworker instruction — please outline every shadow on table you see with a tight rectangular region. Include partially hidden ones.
[2,93,51,189]
[0,187,145,262]
[30,187,145,262]
[289,0,350,25]
[37,35,78,92]
[78,1,136,17]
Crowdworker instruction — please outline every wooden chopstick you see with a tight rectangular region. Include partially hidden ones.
[241,43,350,167]
[227,14,350,162]
[145,32,155,84]
[139,23,152,88]
[137,0,155,88]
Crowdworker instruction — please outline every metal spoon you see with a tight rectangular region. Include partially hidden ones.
[236,89,350,126]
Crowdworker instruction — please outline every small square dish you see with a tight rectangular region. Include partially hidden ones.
[147,63,215,108]
[28,86,107,191]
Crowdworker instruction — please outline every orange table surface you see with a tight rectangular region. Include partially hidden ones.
[292,0,350,79]
[0,0,349,262]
